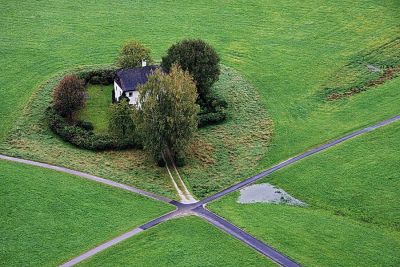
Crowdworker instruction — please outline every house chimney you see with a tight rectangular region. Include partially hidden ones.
[142,60,147,67]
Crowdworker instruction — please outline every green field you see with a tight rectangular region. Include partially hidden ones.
[79,84,113,133]
[80,216,275,267]
[209,121,400,266]
[0,1,399,265]
[0,160,173,266]
[1,0,399,170]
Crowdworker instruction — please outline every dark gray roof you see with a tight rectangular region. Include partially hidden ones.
[115,66,158,92]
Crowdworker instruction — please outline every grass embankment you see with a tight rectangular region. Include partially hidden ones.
[182,66,272,197]
[0,160,173,266]
[1,1,399,175]
[0,67,270,199]
[80,216,275,267]
[209,122,400,266]
[79,84,112,133]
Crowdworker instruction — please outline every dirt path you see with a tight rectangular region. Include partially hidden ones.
[163,152,197,204]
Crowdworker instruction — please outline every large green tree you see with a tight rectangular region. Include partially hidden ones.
[134,64,199,165]
[117,40,153,68]
[161,39,220,100]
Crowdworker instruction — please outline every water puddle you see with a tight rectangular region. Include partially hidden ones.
[238,183,307,206]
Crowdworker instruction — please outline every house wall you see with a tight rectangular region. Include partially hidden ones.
[127,91,139,105]
[114,82,123,101]
[114,81,139,105]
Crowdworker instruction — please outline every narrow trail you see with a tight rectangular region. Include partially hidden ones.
[163,152,197,204]
[1,115,399,267]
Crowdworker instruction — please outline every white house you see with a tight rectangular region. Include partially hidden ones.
[113,61,158,105]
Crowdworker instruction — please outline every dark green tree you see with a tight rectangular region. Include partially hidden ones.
[161,39,220,100]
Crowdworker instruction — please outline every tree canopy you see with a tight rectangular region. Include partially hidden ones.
[53,75,85,121]
[161,39,220,100]
[134,64,199,165]
[117,40,153,68]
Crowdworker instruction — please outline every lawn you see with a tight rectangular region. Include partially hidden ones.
[210,199,400,267]
[0,159,173,266]
[209,121,400,266]
[79,84,113,133]
[79,216,275,267]
[0,1,399,265]
[263,121,400,230]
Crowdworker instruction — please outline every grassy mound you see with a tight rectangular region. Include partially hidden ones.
[0,66,270,199]
[0,160,172,266]
[182,66,272,198]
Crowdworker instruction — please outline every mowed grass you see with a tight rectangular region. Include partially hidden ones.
[1,0,399,170]
[79,84,112,133]
[210,198,400,267]
[80,216,275,267]
[0,160,173,266]
[209,121,400,266]
[264,121,400,230]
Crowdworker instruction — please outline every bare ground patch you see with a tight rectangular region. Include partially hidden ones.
[321,37,400,101]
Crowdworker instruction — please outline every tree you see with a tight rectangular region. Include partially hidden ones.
[117,40,153,68]
[161,39,220,100]
[53,75,85,121]
[134,64,200,165]
[108,98,135,139]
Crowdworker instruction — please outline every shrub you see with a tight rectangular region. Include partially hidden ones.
[76,68,116,85]
[47,108,140,151]
[76,120,94,131]
[161,39,220,99]
[198,111,227,127]
[197,92,227,127]
[117,40,153,68]
[119,94,130,103]
[108,99,136,139]
[53,75,85,121]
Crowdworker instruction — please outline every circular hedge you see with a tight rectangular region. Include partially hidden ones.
[47,67,141,151]
[47,66,228,151]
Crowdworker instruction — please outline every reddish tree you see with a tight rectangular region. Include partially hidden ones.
[53,75,85,121]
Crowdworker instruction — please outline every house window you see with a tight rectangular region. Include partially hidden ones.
[129,92,133,97]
